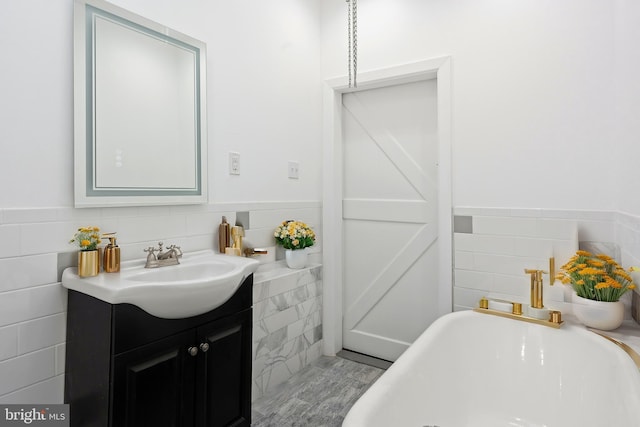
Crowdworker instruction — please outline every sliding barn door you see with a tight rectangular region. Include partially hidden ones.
[341,80,440,361]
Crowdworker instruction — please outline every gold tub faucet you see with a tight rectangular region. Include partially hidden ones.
[524,268,548,309]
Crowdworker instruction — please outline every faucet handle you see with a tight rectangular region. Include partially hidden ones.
[167,244,183,257]
[144,247,158,262]
[524,269,547,279]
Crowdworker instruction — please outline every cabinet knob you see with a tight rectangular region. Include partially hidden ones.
[199,343,210,353]
[187,346,198,357]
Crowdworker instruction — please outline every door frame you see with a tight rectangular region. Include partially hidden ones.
[322,57,453,356]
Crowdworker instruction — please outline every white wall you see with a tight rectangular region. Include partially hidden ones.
[0,0,323,403]
[320,1,640,342]
[614,0,640,216]
[0,0,322,208]
[321,0,618,210]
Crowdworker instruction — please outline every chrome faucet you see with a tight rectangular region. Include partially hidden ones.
[144,242,182,268]
[158,243,183,260]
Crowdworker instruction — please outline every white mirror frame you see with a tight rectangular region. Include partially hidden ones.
[73,0,208,207]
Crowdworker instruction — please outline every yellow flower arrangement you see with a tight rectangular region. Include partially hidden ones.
[556,250,636,302]
[69,226,101,251]
[274,220,315,250]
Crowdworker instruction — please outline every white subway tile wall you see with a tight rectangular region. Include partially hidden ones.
[0,202,321,404]
[454,208,572,311]
[0,348,56,396]
[617,211,640,320]
[453,208,640,320]
[0,326,18,361]
[632,292,640,323]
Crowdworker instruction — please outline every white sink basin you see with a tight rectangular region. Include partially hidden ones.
[62,250,259,319]
[128,262,236,283]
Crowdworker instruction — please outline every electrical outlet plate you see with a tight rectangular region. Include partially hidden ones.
[288,161,299,179]
[229,152,240,175]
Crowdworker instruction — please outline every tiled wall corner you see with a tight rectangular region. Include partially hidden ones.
[454,208,640,323]
[251,263,323,402]
[616,211,640,324]
[632,291,640,324]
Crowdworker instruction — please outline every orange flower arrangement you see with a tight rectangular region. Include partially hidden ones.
[556,250,635,302]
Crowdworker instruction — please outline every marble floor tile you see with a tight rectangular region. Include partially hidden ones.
[252,355,385,427]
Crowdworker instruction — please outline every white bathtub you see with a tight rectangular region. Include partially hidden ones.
[343,310,640,427]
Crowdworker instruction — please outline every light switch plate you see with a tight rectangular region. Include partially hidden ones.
[229,152,240,175]
[288,161,299,179]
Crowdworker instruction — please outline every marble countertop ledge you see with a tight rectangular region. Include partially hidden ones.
[253,260,321,284]
[520,300,640,357]
[552,312,640,360]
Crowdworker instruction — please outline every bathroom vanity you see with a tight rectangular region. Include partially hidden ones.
[64,275,253,427]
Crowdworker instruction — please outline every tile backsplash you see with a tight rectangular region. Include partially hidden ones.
[453,208,640,322]
[0,201,321,403]
[453,209,578,310]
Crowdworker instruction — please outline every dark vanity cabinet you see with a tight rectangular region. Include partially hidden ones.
[64,276,253,427]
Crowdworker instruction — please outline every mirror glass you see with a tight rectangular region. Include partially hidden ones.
[74,0,207,207]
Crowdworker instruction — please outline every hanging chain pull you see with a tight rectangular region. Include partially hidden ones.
[346,0,352,88]
[352,0,357,88]
[346,0,358,88]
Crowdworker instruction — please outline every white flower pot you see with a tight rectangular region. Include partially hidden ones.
[285,249,308,269]
[572,294,625,330]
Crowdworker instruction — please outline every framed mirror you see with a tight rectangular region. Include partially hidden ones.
[74,0,207,207]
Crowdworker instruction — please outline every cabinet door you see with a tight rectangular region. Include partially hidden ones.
[112,330,196,427]
[195,309,252,427]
